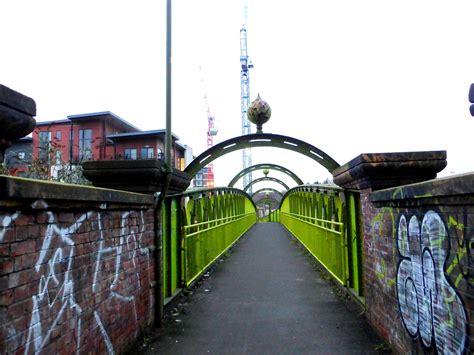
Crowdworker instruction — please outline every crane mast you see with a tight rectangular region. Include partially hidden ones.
[240,4,254,191]
[199,66,217,188]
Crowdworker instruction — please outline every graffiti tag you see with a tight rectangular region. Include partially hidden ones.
[396,211,467,354]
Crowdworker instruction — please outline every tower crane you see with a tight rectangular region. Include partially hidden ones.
[199,66,218,188]
[240,3,254,191]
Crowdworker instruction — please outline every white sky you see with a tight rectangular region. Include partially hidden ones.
[2,0,474,190]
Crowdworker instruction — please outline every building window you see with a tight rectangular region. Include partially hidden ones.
[56,131,62,140]
[194,172,204,187]
[141,147,154,159]
[157,148,164,160]
[38,131,51,161]
[124,148,137,160]
[79,129,93,161]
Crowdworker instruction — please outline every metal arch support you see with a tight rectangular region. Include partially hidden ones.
[228,163,304,187]
[244,177,289,192]
[255,198,281,206]
[184,133,340,178]
[251,188,284,198]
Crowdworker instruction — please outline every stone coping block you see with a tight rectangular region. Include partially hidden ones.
[82,159,191,194]
[370,171,474,207]
[0,175,153,207]
[332,151,447,191]
[0,84,36,116]
[0,84,36,162]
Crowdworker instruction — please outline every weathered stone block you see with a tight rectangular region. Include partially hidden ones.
[332,151,447,190]
[0,84,36,116]
[82,159,191,194]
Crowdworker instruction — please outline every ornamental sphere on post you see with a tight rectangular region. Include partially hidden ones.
[247,94,271,133]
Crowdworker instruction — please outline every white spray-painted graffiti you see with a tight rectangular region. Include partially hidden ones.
[396,211,468,354]
[25,211,84,354]
[1,209,153,354]
[0,212,19,242]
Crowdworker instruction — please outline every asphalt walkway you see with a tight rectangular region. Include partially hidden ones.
[143,223,386,355]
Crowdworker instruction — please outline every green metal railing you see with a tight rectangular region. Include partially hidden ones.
[279,185,363,297]
[162,188,256,301]
[258,208,280,222]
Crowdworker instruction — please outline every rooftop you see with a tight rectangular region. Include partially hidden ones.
[107,129,180,140]
[67,111,139,132]
[36,119,71,126]
[34,111,189,150]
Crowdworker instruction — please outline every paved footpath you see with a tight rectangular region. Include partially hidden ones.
[142,223,387,355]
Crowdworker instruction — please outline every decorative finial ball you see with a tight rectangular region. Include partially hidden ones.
[262,169,270,176]
[247,94,271,132]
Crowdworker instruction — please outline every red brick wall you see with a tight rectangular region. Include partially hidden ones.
[32,119,187,167]
[113,137,186,169]
[33,123,72,162]
[114,137,160,160]
[71,120,104,162]
[360,176,473,354]
[0,179,156,354]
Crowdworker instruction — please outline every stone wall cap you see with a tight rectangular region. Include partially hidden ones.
[370,171,474,203]
[333,151,447,175]
[0,175,154,205]
[332,151,447,191]
[0,84,36,116]
[82,159,191,194]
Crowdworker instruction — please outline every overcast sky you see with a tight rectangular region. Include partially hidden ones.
[2,0,474,190]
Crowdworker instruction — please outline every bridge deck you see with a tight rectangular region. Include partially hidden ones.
[144,223,385,354]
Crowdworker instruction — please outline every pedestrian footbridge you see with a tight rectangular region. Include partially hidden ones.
[150,221,379,354]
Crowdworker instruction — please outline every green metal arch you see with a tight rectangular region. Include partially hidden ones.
[251,188,284,198]
[244,177,289,192]
[255,197,281,206]
[184,133,340,177]
[228,163,304,187]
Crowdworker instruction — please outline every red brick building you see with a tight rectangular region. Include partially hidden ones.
[30,111,191,171]
[108,130,188,170]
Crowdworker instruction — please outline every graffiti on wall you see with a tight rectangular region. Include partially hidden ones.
[370,207,397,292]
[445,214,474,290]
[2,209,153,355]
[396,211,468,354]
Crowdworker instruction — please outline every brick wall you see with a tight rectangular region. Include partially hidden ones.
[33,122,72,162]
[361,174,473,354]
[0,176,156,354]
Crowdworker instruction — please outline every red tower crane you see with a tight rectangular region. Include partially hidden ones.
[199,66,218,187]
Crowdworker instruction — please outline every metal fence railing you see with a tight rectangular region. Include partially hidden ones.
[258,208,280,223]
[162,188,256,302]
[184,211,255,287]
[279,185,363,297]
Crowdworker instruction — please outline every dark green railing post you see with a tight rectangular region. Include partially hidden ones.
[170,198,180,293]
[346,191,363,297]
[162,198,170,298]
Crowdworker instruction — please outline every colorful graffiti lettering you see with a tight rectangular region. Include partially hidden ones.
[370,207,397,290]
[396,211,468,354]
[446,214,474,289]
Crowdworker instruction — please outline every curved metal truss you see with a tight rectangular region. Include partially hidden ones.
[184,133,340,177]
[228,163,303,187]
[251,187,284,198]
[243,177,289,192]
[255,197,281,206]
